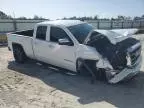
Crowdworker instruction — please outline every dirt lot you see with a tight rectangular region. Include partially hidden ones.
[0,34,144,108]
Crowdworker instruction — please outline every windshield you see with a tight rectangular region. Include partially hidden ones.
[68,23,93,43]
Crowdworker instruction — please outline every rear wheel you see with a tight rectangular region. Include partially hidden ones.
[13,45,27,63]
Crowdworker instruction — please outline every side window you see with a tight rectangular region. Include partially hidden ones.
[36,26,47,40]
[50,26,70,42]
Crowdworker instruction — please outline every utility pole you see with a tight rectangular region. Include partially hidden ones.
[13,12,17,31]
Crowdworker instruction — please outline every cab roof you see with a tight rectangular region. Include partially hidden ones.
[37,20,85,27]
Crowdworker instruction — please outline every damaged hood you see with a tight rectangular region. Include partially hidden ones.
[111,29,138,36]
[92,29,132,44]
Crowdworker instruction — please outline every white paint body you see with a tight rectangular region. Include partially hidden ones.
[7,20,142,83]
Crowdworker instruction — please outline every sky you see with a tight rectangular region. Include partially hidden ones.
[0,0,144,20]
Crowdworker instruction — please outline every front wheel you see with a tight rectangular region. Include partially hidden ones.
[76,59,109,82]
[13,46,27,63]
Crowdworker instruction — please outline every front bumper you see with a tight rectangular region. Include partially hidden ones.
[109,55,142,84]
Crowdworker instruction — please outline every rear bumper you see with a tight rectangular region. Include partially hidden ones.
[109,55,142,84]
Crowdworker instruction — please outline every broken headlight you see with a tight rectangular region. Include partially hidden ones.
[126,52,132,67]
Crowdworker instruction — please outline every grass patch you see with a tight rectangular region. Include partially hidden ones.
[0,34,7,43]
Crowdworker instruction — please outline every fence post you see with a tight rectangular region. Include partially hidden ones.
[13,19,17,31]
[131,21,133,28]
[97,20,99,29]
[121,21,124,29]
[110,20,113,29]
[139,20,142,28]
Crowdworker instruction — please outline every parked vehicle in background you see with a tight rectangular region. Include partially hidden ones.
[7,20,142,84]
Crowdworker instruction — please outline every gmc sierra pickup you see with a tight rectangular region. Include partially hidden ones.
[7,20,142,84]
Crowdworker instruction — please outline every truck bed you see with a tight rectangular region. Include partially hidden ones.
[7,30,35,59]
[12,29,34,37]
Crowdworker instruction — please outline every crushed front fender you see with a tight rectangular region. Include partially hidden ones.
[108,56,142,84]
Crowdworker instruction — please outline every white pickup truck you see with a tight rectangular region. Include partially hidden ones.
[7,20,142,84]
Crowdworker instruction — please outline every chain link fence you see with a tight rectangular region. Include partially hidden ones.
[0,19,144,45]
[86,20,144,29]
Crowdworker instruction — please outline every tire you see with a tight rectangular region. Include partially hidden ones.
[13,45,27,63]
[76,59,91,76]
[96,68,107,81]
[76,59,107,81]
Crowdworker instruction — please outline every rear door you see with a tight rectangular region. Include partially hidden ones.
[33,25,51,63]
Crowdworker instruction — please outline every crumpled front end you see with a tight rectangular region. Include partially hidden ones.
[108,55,142,84]
[97,42,142,84]
[85,30,142,84]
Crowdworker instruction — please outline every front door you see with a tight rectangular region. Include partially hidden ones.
[47,26,76,72]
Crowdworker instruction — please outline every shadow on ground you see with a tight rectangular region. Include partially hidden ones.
[0,45,7,48]
[8,60,144,108]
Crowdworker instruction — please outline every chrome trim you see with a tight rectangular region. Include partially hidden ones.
[126,52,132,67]
[127,42,141,53]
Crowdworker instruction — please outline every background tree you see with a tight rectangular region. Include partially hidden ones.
[94,15,98,20]
[0,11,12,19]
[33,15,47,20]
[117,15,125,20]
[17,16,27,20]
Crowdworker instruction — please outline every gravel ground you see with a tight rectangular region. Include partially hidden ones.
[0,34,144,108]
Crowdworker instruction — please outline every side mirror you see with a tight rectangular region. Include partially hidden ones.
[58,38,73,46]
